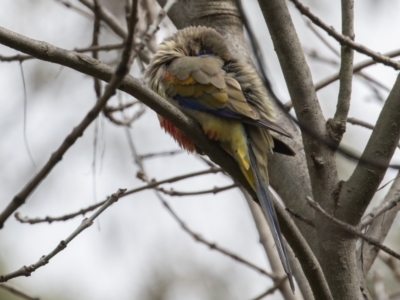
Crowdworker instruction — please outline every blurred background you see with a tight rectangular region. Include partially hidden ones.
[0,0,399,299]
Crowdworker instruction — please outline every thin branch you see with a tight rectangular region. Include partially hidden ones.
[290,0,400,70]
[143,0,177,46]
[361,193,400,227]
[0,1,139,228]
[305,20,339,56]
[104,100,140,113]
[91,0,102,98]
[306,196,400,260]
[0,43,124,63]
[348,117,400,152]
[79,0,128,39]
[157,183,238,197]
[90,0,102,203]
[139,149,184,160]
[347,117,374,130]
[56,0,93,19]
[286,208,315,228]
[234,0,275,94]
[104,102,146,126]
[329,0,354,143]
[0,284,40,300]
[14,168,223,224]
[0,188,127,282]
[251,276,288,300]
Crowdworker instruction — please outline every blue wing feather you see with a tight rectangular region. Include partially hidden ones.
[174,95,242,119]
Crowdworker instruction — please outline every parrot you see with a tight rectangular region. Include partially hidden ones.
[145,26,296,290]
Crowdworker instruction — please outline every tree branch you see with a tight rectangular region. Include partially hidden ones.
[329,0,354,143]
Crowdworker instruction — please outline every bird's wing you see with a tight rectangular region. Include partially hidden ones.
[163,56,292,138]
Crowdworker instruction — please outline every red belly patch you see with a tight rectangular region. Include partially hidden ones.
[159,116,196,152]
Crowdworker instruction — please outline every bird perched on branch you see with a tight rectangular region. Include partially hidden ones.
[145,26,296,290]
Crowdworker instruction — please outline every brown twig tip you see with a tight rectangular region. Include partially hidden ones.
[114,188,127,196]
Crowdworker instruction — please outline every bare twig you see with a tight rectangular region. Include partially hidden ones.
[139,149,184,160]
[290,0,400,70]
[361,193,400,227]
[347,116,400,150]
[329,0,354,143]
[79,0,128,39]
[91,0,102,98]
[305,20,339,56]
[347,117,374,130]
[14,168,223,224]
[306,196,400,260]
[0,284,40,300]
[234,0,274,94]
[0,189,127,282]
[286,208,315,228]
[0,0,139,229]
[104,102,146,126]
[0,43,124,63]
[157,183,238,196]
[104,101,141,113]
[56,0,93,19]
[143,0,177,45]
[347,117,400,150]
[251,276,288,300]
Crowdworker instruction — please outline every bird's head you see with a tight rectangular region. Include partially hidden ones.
[164,26,232,60]
[145,26,232,90]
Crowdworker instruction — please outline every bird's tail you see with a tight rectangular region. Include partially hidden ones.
[248,146,295,292]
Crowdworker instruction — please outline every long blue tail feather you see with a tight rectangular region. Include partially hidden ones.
[248,145,295,292]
